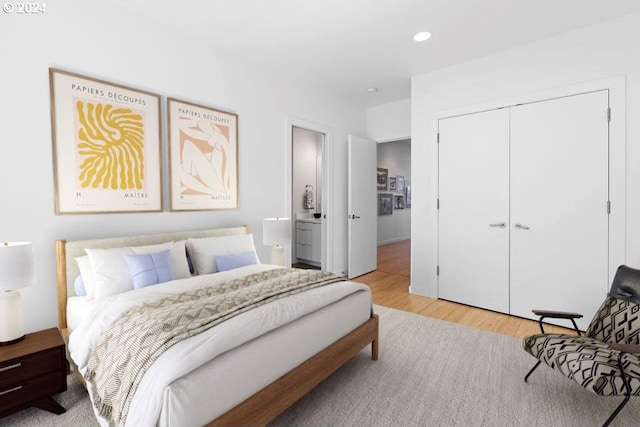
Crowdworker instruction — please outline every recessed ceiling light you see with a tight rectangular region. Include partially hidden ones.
[413,31,432,42]
[367,87,378,94]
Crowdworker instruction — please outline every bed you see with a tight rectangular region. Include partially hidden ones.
[55,225,378,427]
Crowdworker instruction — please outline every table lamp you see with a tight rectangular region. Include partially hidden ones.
[0,242,35,345]
[263,218,291,266]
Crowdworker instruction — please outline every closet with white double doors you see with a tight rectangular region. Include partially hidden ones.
[438,90,610,330]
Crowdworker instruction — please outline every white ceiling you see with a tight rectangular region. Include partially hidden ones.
[114,0,640,107]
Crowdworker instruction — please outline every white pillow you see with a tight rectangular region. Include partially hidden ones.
[75,255,96,298]
[186,234,259,275]
[165,240,191,280]
[85,246,136,298]
[86,241,191,299]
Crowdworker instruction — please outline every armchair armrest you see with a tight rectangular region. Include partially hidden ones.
[609,343,640,354]
[531,309,583,335]
[532,309,583,319]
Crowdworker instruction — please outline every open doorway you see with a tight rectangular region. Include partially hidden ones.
[377,139,411,245]
[286,117,333,272]
[292,127,324,269]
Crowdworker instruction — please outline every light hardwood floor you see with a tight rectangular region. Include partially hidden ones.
[355,239,573,338]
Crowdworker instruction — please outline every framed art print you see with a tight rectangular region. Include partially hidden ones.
[377,168,388,191]
[389,176,397,191]
[167,98,239,211]
[378,193,393,215]
[49,68,162,214]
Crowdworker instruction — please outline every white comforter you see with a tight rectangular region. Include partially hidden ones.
[69,264,370,427]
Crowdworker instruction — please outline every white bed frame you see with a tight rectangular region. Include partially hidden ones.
[55,225,378,426]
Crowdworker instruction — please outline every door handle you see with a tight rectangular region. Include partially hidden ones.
[514,223,530,230]
[489,222,506,228]
[349,215,361,220]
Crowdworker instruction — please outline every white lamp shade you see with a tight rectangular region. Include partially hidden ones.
[0,242,35,291]
[263,218,291,246]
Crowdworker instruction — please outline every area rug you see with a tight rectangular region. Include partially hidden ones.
[6,305,639,426]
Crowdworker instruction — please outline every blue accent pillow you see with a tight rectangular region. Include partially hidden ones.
[125,249,175,289]
[215,251,258,272]
[74,275,87,297]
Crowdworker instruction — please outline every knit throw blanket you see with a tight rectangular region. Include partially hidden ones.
[85,268,344,426]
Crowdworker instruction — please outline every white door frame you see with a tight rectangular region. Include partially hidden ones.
[286,116,334,272]
[423,75,626,299]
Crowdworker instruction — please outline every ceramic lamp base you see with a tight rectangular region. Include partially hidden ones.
[0,289,25,345]
[271,245,285,266]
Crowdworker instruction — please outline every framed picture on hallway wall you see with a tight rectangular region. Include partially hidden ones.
[389,176,397,191]
[167,98,239,211]
[378,193,393,215]
[377,168,388,190]
[49,68,162,214]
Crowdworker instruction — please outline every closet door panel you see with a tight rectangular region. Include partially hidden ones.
[438,109,510,312]
[510,91,609,329]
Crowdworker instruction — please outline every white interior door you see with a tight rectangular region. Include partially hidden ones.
[510,91,610,329]
[438,109,510,312]
[348,135,377,278]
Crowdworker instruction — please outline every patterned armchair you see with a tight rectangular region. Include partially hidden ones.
[522,265,640,427]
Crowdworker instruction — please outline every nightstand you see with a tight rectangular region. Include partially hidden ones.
[0,328,67,418]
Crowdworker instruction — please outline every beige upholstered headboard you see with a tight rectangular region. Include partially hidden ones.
[55,225,249,333]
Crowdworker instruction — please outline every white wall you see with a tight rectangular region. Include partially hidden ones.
[367,99,411,142]
[377,140,411,244]
[0,1,365,332]
[411,12,640,297]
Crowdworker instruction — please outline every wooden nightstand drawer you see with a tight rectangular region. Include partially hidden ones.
[0,328,67,418]
[0,349,63,389]
[0,370,66,413]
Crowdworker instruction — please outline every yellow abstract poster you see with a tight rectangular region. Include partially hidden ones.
[49,68,161,214]
[167,98,238,211]
[75,101,145,190]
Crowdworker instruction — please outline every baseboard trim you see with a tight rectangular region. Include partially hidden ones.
[377,237,410,246]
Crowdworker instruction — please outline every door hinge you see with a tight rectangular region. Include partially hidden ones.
[607,108,611,122]
[437,133,440,144]
[437,198,440,209]
[607,200,611,214]
[437,265,440,276]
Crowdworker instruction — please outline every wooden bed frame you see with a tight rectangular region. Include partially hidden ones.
[55,225,379,427]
